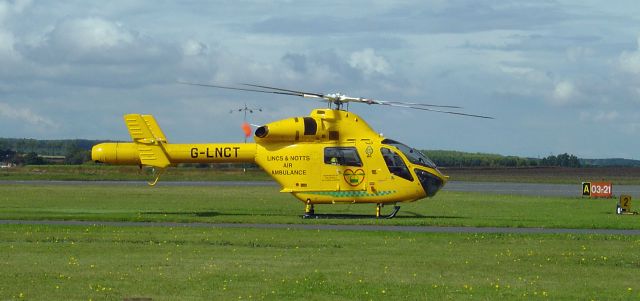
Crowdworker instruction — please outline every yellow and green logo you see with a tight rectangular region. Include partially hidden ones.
[344,168,365,186]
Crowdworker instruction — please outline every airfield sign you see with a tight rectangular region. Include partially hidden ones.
[620,195,632,212]
[582,181,612,198]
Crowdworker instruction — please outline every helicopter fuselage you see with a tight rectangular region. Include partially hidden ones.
[92,109,447,207]
[252,109,446,204]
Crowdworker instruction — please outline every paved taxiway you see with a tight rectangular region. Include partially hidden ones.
[445,181,640,197]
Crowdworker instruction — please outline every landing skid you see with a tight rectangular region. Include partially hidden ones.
[302,204,401,219]
[383,205,401,219]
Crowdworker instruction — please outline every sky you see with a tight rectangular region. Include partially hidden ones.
[1,1,640,159]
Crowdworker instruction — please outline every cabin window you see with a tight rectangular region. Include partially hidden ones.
[324,147,363,167]
[381,147,413,181]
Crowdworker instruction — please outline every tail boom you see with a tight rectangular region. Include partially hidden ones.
[92,143,257,167]
[91,114,256,167]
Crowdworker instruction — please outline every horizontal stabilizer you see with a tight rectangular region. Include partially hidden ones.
[136,144,170,168]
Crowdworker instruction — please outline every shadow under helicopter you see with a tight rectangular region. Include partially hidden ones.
[143,210,465,220]
[302,212,465,220]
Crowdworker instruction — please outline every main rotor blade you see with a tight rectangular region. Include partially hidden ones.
[178,81,302,97]
[358,98,462,109]
[341,95,488,117]
[326,94,462,109]
[382,101,462,109]
[179,81,492,119]
[240,83,325,99]
[384,102,494,119]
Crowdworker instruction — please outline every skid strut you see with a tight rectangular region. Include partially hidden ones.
[301,203,400,219]
[143,167,164,186]
[303,201,315,218]
[376,203,401,219]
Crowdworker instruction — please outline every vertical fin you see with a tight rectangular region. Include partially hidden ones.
[141,115,168,143]
[124,114,155,142]
[123,114,171,168]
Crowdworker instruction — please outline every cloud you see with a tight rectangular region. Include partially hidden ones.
[19,17,176,66]
[57,18,134,50]
[348,48,391,76]
[0,102,57,128]
[0,0,31,23]
[282,53,308,73]
[177,39,219,80]
[566,46,595,62]
[596,111,619,122]
[0,1,639,158]
[0,0,30,64]
[0,28,19,62]
[275,49,365,87]
[619,36,640,74]
[182,39,208,57]
[250,2,573,35]
[550,81,576,105]
[623,122,640,134]
[11,16,183,87]
[580,110,619,123]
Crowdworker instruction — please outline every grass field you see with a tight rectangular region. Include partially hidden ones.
[1,224,638,300]
[3,164,640,184]
[0,165,270,182]
[1,183,639,300]
[0,184,638,229]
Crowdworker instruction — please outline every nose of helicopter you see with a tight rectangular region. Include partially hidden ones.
[414,168,446,197]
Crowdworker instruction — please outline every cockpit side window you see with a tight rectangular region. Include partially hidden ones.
[381,147,413,181]
[324,147,363,167]
[381,139,437,169]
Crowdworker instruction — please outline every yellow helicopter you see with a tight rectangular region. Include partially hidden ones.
[91,83,492,218]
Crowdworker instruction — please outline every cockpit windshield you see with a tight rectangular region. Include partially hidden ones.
[382,139,437,169]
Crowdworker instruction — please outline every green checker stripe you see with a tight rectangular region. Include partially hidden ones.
[307,190,396,198]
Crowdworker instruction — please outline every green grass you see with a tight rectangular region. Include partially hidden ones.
[0,165,270,181]
[4,165,640,184]
[0,184,637,229]
[0,224,639,300]
[1,184,640,300]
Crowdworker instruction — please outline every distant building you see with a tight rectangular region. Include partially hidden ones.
[40,155,66,164]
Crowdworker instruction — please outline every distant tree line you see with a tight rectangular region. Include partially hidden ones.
[1,139,94,165]
[540,153,580,167]
[1,149,46,165]
[580,158,640,167]
[423,150,536,167]
[0,138,99,156]
[0,138,599,168]
[423,150,582,168]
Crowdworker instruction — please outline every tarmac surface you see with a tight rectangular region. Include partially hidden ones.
[445,181,640,197]
[3,180,640,235]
